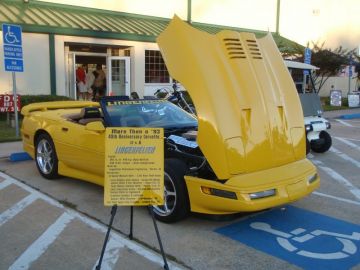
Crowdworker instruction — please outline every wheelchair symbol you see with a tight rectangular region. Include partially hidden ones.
[250,222,360,260]
[4,26,20,44]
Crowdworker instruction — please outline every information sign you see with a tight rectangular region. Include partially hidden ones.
[349,56,353,77]
[104,127,164,206]
[0,94,21,112]
[330,90,342,107]
[304,48,312,75]
[348,94,360,108]
[2,24,23,72]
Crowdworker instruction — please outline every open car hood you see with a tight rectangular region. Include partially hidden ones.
[157,16,305,180]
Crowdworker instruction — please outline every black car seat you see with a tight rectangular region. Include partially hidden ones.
[78,107,103,125]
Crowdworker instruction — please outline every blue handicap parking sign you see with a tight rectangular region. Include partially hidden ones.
[2,24,22,46]
[2,24,23,72]
[4,59,24,72]
[3,45,23,59]
[215,206,360,270]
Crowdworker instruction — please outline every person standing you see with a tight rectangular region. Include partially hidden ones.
[76,64,87,100]
[85,66,95,100]
[92,64,106,101]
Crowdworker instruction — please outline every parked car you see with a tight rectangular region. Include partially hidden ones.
[21,17,319,223]
[285,60,332,153]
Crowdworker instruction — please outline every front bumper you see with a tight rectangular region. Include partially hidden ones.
[185,158,319,215]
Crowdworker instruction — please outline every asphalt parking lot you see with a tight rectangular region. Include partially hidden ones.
[0,109,360,270]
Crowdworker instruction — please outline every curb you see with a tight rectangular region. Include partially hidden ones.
[9,152,32,162]
[339,113,360,119]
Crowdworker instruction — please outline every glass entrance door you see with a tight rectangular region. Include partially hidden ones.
[67,53,76,99]
[107,57,130,96]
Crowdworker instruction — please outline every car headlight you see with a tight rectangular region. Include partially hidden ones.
[201,187,237,200]
[326,122,331,129]
[248,189,276,200]
[307,173,318,184]
[305,124,313,132]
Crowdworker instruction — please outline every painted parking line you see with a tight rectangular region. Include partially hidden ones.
[308,145,360,207]
[0,172,184,270]
[335,119,354,127]
[312,160,360,201]
[313,192,360,206]
[9,213,75,270]
[0,193,37,226]
[334,137,360,150]
[329,147,360,169]
[0,178,12,190]
[341,119,360,123]
[215,206,360,270]
[92,238,125,270]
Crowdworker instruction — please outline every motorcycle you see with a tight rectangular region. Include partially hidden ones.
[154,81,196,115]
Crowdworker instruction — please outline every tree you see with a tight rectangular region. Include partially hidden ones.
[296,42,352,94]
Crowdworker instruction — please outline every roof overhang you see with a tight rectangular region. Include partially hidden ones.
[284,60,319,70]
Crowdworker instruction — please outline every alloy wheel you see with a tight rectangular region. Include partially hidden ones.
[153,172,177,216]
[36,139,54,175]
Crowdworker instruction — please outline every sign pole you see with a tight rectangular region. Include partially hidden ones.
[2,23,23,137]
[348,56,352,95]
[12,71,19,137]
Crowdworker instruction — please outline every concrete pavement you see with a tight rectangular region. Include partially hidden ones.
[0,140,23,159]
[1,106,360,269]
[0,172,185,270]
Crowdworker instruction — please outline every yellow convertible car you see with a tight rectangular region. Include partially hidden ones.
[21,17,319,223]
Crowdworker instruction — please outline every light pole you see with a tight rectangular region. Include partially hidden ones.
[276,0,281,35]
[187,0,192,23]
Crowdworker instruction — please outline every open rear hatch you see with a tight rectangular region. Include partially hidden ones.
[157,16,306,180]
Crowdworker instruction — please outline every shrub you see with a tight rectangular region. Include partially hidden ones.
[0,95,73,121]
[320,96,348,106]
[20,95,73,107]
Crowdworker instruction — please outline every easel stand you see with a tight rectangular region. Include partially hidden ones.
[96,205,169,270]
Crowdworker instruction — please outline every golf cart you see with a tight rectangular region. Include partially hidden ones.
[285,60,332,154]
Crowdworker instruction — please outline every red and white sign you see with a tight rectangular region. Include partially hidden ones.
[0,94,21,112]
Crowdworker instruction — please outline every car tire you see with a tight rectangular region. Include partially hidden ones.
[151,158,190,223]
[311,131,332,153]
[35,133,59,179]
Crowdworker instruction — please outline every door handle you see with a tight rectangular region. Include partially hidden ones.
[62,127,69,132]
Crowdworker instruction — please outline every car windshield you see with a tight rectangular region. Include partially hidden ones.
[100,98,197,129]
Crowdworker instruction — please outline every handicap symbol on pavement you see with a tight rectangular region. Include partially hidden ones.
[215,206,360,270]
[250,222,360,260]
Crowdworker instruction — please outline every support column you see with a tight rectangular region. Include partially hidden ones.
[49,33,56,95]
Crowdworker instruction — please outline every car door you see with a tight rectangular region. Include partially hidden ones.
[55,119,105,181]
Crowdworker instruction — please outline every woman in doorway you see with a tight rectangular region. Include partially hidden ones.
[92,64,106,101]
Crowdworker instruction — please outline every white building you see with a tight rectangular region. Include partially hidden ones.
[0,0,300,100]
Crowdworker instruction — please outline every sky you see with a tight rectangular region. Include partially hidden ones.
[41,0,360,51]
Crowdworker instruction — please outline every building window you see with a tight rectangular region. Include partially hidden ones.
[145,50,170,83]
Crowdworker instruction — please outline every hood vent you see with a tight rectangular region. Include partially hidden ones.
[246,39,262,60]
[223,38,246,59]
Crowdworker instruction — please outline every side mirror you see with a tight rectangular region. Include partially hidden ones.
[85,121,105,132]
